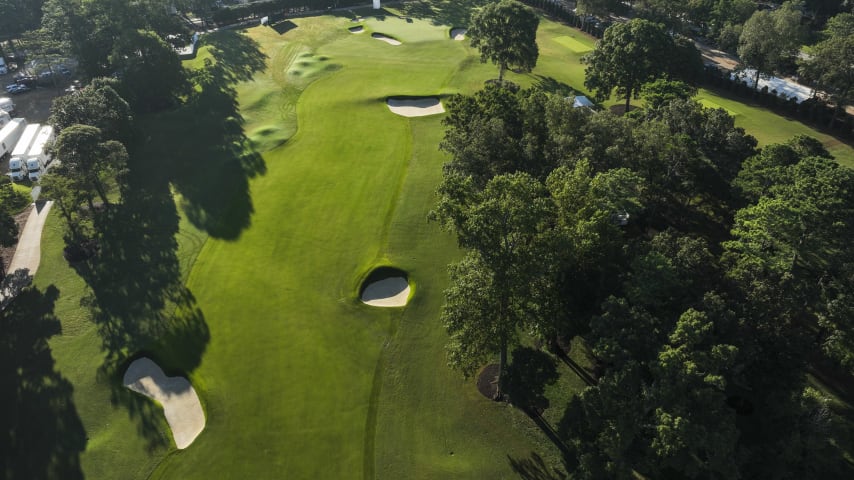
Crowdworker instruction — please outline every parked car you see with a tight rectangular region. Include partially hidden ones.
[8,84,30,94]
[15,76,37,88]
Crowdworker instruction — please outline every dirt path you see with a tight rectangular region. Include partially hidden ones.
[7,201,53,276]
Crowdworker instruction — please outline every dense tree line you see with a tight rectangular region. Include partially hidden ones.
[41,78,132,252]
[40,0,190,111]
[433,79,854,477]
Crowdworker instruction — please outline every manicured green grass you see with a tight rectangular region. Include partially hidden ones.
[696,89,854,167]
[698,97,739,117]
[553,35,593,54]
[22,7,854,480]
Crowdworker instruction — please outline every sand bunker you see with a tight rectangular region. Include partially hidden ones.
[451,28,467,40]
[371,33,402,45]
[349,26,364,33]
[123,358,205,449]
[387,97,445,117]
[361,277,410,307]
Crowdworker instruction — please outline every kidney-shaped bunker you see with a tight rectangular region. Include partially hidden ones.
[123,357,206,449]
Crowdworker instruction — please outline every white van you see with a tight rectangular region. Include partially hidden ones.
[26,125,55,181]
[8,123,39,181]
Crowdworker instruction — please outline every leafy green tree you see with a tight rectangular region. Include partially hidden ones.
[439,172,553,396]
[41,0,188,79]
[576,0,619,19]
[0,210,16,277]
[640,79,697,110]
[823,11,854,38]
[538,161,644,341]
[468,0,539,81]
[40,165,90,239]
[798,15,854,127]
[110,30,189,112]
[725,153,854,368]
[0,0,45,38]
[647,306,740,478]
[585,19,700,110]
[53,125,129,207]
[440,82,525,186]
[49,79,133,143]
[737,1,805,90]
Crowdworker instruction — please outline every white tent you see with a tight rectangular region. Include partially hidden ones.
[572,96,595,108]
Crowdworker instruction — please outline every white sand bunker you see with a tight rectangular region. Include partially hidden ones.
[451,28,467,40]
[349,25,364,33]
[387,97,445,117]
[123,357,205,449]
[372,33,402,45]
[361,277,411,307]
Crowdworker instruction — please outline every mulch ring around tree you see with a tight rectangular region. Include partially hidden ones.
[476,363,500,400]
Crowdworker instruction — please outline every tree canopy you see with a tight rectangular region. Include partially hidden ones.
[737,1,805,90]
[584,19,702,110]
[468,0,540,81]
[434,79,854,477]
[799,12,854,126]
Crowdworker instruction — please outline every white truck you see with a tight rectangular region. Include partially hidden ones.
[8,123,40,181]
[26,125,55,182]
[0,117,25,158]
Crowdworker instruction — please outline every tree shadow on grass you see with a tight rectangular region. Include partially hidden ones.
[75,186,210,449]
[508,452,568,480]
[533,75,578,97]
[505,346,559,412]
[398,0,490,27]
[137,31,267,240]
[0,286,86,479]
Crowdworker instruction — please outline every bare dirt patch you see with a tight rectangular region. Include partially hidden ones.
[1,83,65,123]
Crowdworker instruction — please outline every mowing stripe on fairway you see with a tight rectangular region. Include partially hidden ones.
[553,35,593,54]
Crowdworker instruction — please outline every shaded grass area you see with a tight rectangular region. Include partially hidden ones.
[0,286,86,480]
[696,88,854,167]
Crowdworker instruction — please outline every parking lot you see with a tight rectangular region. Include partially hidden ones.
[2,78,66,123]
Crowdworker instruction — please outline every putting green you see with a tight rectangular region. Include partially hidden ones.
[554,35,593,53]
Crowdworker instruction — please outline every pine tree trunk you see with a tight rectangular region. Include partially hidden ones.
[93,180,110,206]
[498,63,506,82]
[496,335,508,401]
